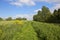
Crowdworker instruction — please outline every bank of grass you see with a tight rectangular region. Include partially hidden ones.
[0,20,60,40]
[31,21,60,40]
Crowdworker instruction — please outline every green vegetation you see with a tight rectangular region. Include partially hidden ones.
[0,21,60,40]
[0,6,60,40]
[0,17,27,21]
[5,17,12,21]
[33,6,51,22]
[0,17,3,21]
[15,17,27,20]
[33,6,60,23]
[48,9,60,23]
[31,21,60,40]
[0,21,38,40]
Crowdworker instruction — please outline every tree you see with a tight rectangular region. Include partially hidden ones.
[53,9,58,22]
[15,17,27,20]
[0,17,3,21]
[15,17,22,20]
[37,10,42,15]
[22,18,27,20]
[42,6,51,21]
[33,15,40,21]
[33,15,37,21]
[51,9,60,23]
[5,17,12,21]
[48,9,60,23]
[33,6,51,22]
[53,9,57,16]
[57,9,60,20]
[33,10,44,22]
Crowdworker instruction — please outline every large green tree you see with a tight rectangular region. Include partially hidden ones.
[42,6,51,21]
[53,9,60,23]
[47,9,60,23]
[33,6,51,22]
[57,9,60,20]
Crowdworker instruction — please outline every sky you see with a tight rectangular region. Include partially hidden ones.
[0,0,60,20]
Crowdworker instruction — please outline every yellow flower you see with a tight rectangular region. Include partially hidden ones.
[14,20,24,25]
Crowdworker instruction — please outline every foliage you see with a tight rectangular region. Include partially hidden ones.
[0,21,60,40]
[15,17,27,20]
[48,9,60,23]
[0,17,3,21]
[33,6,51,22]
[33,6,60,23]
[22,18,27,20]
[0,17,27,21]
[0,21,38,40]
[5,17,12,21]
[31,21,60,40]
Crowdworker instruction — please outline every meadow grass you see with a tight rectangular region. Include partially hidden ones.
[0,21,60,40]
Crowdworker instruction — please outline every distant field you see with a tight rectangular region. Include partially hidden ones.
[0,20,60,40]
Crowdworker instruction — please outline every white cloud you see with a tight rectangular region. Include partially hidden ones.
[53,4,60,10]
[34,9,41,13]
[36,0,60,3]
[10,2,23,6]
[19,0,35,6]
[50,4,60,13]
[8,0,35,6]
[6,0,60,7]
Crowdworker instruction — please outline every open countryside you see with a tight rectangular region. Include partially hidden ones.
[0,0,60,40]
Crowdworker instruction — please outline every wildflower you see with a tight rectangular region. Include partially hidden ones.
[14,20,24,25]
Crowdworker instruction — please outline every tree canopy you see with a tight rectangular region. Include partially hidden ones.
[33,6,60,23]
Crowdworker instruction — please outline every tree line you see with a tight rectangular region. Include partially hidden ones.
[33,6,60,23]
[0,17,27,21]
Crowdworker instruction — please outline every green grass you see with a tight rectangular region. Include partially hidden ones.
[0,21,60,40]
[31,21,60,40]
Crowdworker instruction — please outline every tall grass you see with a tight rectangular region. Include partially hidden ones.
[31,21,60,40]
[0,21,60,40]
[0,21,38,40]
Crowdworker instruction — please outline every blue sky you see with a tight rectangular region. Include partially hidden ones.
[0,0,60,20]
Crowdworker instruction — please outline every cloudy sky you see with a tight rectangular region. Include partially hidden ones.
[0,0,60,20]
